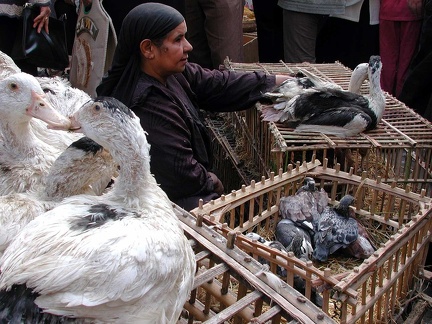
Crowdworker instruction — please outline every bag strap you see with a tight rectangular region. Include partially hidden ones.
[23,3,68,64]
[39,18,68,62]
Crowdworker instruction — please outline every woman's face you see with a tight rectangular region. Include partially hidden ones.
[152,21,193,81]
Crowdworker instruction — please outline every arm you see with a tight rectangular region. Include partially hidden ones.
[30,1,51,33]
[183,63,288,112]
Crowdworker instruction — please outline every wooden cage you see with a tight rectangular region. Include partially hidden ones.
[190,159,432,323]
[217,61,432,196]
[175,203,335,323]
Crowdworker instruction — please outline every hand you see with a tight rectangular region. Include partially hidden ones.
[208,172,224,196]
[275,74,294,86]
[407,0,423,18]
[33,6,51,34]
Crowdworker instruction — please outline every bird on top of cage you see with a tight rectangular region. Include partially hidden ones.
[260,56,385,138]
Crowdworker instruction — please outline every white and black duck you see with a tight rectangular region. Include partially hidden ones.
[0,97,196,324]
[261,56,385,138]
[0,137,116,257]
[313,195,359,262]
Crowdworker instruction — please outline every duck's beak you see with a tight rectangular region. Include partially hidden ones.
[67,114,82,133]
[27,90,71,130]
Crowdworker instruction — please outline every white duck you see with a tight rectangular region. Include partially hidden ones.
[0,50,87,152]
[0,72,71,195]
[32,76,89,151]
[0,136,117,257]
[261,56,385,137]
[0,97,196,324]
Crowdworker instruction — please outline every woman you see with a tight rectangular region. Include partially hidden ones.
[0,0,52,75]
[96,3,290,210]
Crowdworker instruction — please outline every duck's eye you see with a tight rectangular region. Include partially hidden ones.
[94,104,101,111]
[43,88,55,95]
[9,82,18,90]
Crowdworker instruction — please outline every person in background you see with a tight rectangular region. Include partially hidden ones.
[184,0,244,68]
[96,3,291,210]
[252,0,284,63]
[316,0,380,70]
[102,0,185,36]
[54,0,78,55]
[399,0,432,121]
[277,0,346,63]
[0,0,51,75]
[379,0,423,97]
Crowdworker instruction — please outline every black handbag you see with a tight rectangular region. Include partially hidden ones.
[11,3,69,71]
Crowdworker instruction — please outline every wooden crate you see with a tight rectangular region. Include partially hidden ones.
[175,202,335,323]
[220,61,432,196]
[190,159,432,323]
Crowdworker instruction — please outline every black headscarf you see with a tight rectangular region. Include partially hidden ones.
[96,2,185,106]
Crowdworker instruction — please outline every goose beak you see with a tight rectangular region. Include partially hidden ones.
[27,90,71,129]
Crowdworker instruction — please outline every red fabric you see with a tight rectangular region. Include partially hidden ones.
[380,0,422,21]
[379,19,422,96]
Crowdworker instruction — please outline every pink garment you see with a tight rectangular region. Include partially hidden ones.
[380,0,422,21]
[379,0,423,96]
[379,20,422,97]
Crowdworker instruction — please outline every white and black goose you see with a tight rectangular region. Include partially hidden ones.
[0,97,196,324]
[0,72,71,195]
[261,56,385,137]
[262,61,369,113]
[0,137,116,257]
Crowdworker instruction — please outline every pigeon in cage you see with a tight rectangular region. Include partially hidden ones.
[341,213,376,259]
[275,219,313,261]
[279,177,329,235]
[313,195,359,262]
[245,232,288,277]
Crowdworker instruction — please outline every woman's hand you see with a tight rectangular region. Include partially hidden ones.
[33,5,51,34]
[208,172,224,196]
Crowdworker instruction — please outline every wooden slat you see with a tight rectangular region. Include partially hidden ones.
[202,290,263,324]
[192,263,230,290]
